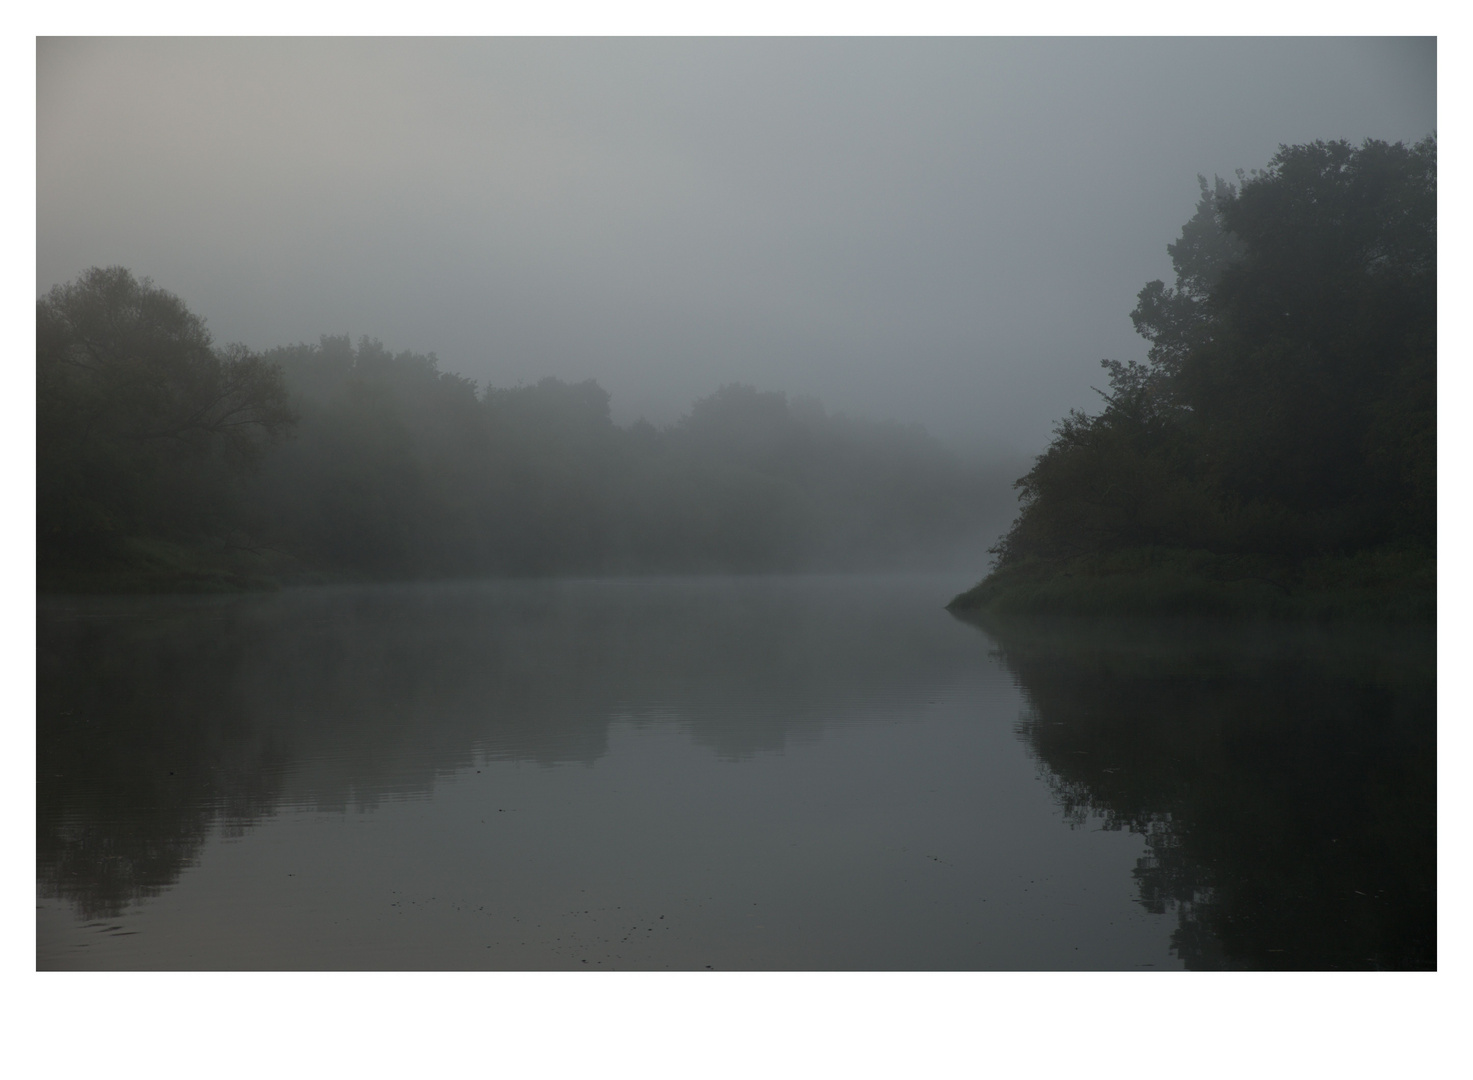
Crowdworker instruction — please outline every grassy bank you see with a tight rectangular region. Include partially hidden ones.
[946,546,1434,622]
[37,536,299,595]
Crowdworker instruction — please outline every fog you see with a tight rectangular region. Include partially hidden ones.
[31,30,1443,1028]
[37,38,1435,455]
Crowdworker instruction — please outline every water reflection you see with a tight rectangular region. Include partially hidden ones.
[967,615,1436,970]
[39,577,987,922]
[43,579,1429,969]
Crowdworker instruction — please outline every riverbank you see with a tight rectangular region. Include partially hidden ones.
[37,536,300,595]
[946,546,1434,622]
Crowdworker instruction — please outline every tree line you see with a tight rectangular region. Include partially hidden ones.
[953,137,1435,618]
[38,271,1010,589]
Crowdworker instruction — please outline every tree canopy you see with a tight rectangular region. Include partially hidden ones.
[37,267,294,570]
[981,137,1434,609]
[37,276,1011,589]
[245,340,1006,578]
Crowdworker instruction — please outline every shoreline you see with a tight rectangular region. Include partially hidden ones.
[946,547,1434,623]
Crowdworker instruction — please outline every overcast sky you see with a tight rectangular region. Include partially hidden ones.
[37,37,1435,454]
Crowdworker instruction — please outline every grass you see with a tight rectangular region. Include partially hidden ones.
[947,546,1434,622]
[37,535,296,595]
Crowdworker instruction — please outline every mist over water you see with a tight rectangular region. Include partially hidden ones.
[34,38,1438,979]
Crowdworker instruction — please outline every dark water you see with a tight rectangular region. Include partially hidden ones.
[36,575,1434,970]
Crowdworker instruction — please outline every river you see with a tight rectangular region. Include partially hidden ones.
[36,574,1434,969]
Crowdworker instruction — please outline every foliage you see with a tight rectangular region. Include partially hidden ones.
[31,327,1013,586]
[245,343,1008,579]
[37,268,1013,590]
[37,268,294,575]
[970,138,1435,615]
[244,336,495,577]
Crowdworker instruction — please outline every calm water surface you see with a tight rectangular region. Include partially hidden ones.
[37,575,1434,969]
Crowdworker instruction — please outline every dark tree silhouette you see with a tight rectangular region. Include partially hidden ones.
[964,137,1435,616]
[38,267,294,575]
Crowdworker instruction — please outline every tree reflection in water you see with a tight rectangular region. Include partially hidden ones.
[38,603,289,920]
[969,615,1435,970]
[38,578,983,925]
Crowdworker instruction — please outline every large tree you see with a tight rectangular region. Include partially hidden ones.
[991,136,1435,573]
[1189,137,1436,552]
[37,267,294,565]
